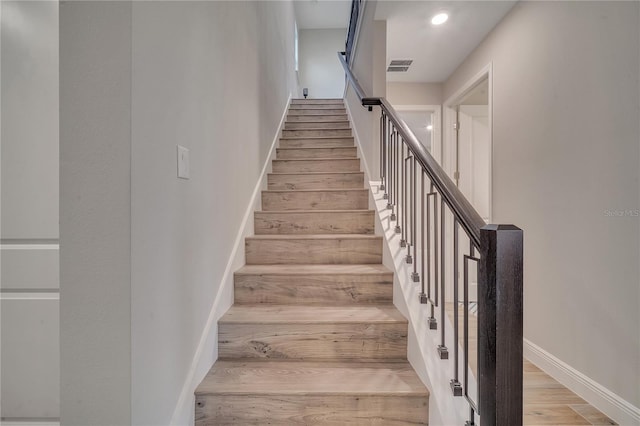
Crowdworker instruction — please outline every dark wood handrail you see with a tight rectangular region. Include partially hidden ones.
[337,51,486,247]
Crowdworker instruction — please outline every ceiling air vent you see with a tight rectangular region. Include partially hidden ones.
[387,59,413,72]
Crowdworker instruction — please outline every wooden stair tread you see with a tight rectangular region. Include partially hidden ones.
[236,264,391,275]
[268,171,363,175]
[262,188,367,193]
[280,135,353,140]
[256,209,372,213]
[246,233,380,240]
[273,157,358,162]
[196,360,428,396]
[220,305,406,324]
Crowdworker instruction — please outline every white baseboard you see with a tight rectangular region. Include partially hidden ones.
[169,93,292,426]
[524,339,640,426]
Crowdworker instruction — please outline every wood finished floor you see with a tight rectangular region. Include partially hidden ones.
[446,303,616,425]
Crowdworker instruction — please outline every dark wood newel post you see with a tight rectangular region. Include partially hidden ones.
[478,224,524,426]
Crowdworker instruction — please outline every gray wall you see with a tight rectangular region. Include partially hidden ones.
[387,82,442,106]
[60,1,132,424]
[1,0,60,420]
[60,1,297,425]
[444,0,640,410]
[298,28,347,98]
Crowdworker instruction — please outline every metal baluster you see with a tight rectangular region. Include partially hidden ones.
[464,253,480,414]
[384,116,390,203]
[400,141,407,242]
[420,171,428,303]
[392,130,398,222]
[438,198,448,359]
[451,219,462,395]
[379,114,385,192]
[395,137,401,233]
[465,408,476,426]
[410,157,418,275]
[403,155,413,255]
[429,183,438,329]
[388,127,395,212]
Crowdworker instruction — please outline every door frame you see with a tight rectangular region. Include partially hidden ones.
[393,104,443,165]
[443,62,493,223]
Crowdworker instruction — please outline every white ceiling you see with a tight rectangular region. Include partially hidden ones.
[376,1,517,83]
[294,0,352,30]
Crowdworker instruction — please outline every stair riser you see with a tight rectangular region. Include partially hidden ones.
[245,237,381,264]
[272,159,360,173]
[234,273,393,305]
[286,114,348,122]
[276,147,357,159]
[282,129,352,138]
[291,99,344,104]
[279,138,354,148]
[289,104,345,110]
[255,211,374,235]
[195,394,428,425]
[218,322,407,360]
[261,190,369,210]
[287,109,346,115]
[267,173,364,190]
[284,121,350,130]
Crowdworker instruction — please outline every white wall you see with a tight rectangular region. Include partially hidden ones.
[387,82,442,106]
[130,2,296,425]
[298,28,347,98]
[1,0,60,420]
[443,1,640,419]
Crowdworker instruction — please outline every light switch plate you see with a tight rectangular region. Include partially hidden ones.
[177,145,190,179]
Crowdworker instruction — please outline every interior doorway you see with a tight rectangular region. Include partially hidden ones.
[444,66,492,223]
[443,65,493,304]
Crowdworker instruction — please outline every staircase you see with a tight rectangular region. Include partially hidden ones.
[195,99,429,425]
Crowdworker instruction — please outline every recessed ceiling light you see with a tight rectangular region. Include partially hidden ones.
[431,13,449,26]
[426,125,433,131]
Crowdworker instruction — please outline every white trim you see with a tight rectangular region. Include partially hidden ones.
[0,244,59,250]
[524,339,640,426]
[443,62,493,223]
[168,94,292,426]
[0,292,60,300]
